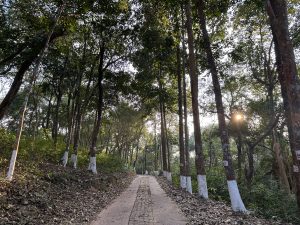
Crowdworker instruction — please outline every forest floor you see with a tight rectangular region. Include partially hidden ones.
[157,177,293,225]
[0,162,135,225]
[0,166,296,225]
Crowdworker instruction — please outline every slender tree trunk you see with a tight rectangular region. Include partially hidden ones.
[62,89,75,167]
[105,126,112,154]
[236,134,242,181]
[135,137,140,164]
[52,91,62,146]
[31,92,39,152]
[181,4,192,193]
[273,133,290,192]
[154,119,158,171]
[185,0,208,198]
[158,65,168,177]
[0,30,64,120]
[265,0,300,207]
[177,44,186,188]
[88,43,105,174]
[195,0,246,210]
[163,103,172,182]
[71,72,83,169]
[44,94,53,130]
[160,97,168,176]
[245,145,254,187]
[69,35,89,168]
[6,4,64,180]
[53,56,67,147]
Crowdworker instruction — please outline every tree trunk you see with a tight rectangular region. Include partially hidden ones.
[236,134,243,181]
[158,66,168,177]
[71,72,83,169]
[265,0,300,208]
[0,58,35,121]
[181,4,192,193]
[177,44,186,188]
[44,94,53,130]
[185,0,208,198]
[245,145,254,187]
[154,119,159,171]
[88,43,105,174]
[195,0,246,210]
[273,134,291,193]
[62,89,75,167]
[160,100,168,176]
[6,4,64,180]
[0,30,65,121]
[163,103,172,182]
[52,90,62,146]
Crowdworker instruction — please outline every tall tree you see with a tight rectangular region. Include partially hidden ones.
[265,0,300,208]
[177,43,186,188]
[181,4,192,193]
[185,0,208,199]
[195,0,247,211]
[6,3,65,180]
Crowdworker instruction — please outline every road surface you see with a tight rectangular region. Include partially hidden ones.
[90,175,187,225]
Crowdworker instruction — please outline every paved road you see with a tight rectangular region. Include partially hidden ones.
[90,175,187,225]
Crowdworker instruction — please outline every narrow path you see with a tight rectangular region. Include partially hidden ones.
[90,175,187,225]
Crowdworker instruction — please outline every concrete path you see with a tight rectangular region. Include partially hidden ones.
[90,175,187,225]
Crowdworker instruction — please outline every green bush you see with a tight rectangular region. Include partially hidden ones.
[0,128,15,161]
[241,179,300,223]
[206,167,230,202]
[96,153,126,173]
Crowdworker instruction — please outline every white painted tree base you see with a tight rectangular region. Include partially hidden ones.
[163,171,167,177]
[167,172,172,182]
[88,156,97,174]
[186,176,192,194]
[227,180,247,212]
[180,175,187,189]
[62,151,69,167]
[197,175,208,199]
[6,150,17,181]
[71,154,77,169]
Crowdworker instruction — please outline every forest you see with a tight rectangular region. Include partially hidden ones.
[0,0,300,224]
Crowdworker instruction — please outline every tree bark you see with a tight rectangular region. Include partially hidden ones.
[274,135,290,193]
[160,98,168,173]
[163,103,171,173]
[158,65,168,174]
[6,4,64,180]
[265,0,300,207]
[185,0,207,198]
[195,0,246,210]
[177,44,186,187]
[181,4,191,179]
[71,70,83,169]
[196,0,235,180]
[88,43,105,174]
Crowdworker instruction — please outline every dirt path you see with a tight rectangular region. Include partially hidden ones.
[90,175,187,225]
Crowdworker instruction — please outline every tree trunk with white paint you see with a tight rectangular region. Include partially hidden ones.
[62,90,75,167]
[185,0,208,199]
[71,72,83,169]
[6,4,64,180]
[177,43,186,189]
[186,176,192,194]
[266,0,300,207]
[181,5,191,191]
[195,0,246,210]
[88,43,105,174]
